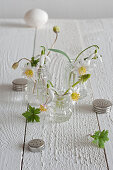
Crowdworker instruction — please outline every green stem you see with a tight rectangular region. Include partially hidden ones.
[69,71,73,87]
[72,80,81,87]
[63,80,81,95]
[74,45,99,63]
[33,80,37,94]
[84,52,95,60]
[18,57,31,63]
[47,33,58,56]
[73,73,75,84]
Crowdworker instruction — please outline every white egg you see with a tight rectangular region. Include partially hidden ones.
[24,9,48,28]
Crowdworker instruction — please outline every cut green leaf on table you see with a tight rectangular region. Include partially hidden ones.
[22,105,40,122]
[91,130,109,148]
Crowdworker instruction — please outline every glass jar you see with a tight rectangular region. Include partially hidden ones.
[65,60,88,100]
[25,66,52,106]
[50,94,72,123]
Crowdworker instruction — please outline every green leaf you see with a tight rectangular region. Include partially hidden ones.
[22,105,40,123]
[47,83,50,88]
[47,80,54,87]
[34,115,40,122]
[98,139,105,148]
[91,130,109,148]
[27,117,33,122]
[92,139,98,145]
[31,57,39,67]
[22,111,32,118]
[48,48,71,63]
[34,108,40,114]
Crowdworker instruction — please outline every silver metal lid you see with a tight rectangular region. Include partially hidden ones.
[28,139,45,152]
[12,78,27,91]
[92,99,112,114]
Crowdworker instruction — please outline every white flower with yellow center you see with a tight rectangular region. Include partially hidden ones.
[69,87,80,104]
[22,64,34,79]
[72,59,91,76]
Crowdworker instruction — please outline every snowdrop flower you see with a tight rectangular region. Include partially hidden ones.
[68,87,80,104]
[87,51,102,68]
[39,55,51,66]
[73,59,91,76]
[46,55,51,63]
[90,51,102,62]
[40,55,45,66]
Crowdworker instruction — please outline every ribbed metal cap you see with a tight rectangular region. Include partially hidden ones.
[28,139,45,152]
[12,78,27,91]
[92,99,112,114]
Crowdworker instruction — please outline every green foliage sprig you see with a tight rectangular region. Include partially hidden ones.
[22,105,40,122]
[48,45,100,64]
[63,74,91,95]
[74,45,99,62]
[48,48,71,63]
[91,130,109,148]
[31,57,39,67]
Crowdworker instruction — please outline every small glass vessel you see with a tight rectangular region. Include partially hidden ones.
[25,66,51,106]
[50,93,72,123]
[65,60,88,100]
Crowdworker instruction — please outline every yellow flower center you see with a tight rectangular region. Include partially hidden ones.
[78,66,86,75]
[25,69,33,78]
[40,105,47,112]
[71,92,80,101]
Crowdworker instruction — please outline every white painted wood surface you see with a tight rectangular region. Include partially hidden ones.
[0,19,113,170]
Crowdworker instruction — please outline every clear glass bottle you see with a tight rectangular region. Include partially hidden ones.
[50,93,72,123]
[65,60,88,100]
[25,66,51,106]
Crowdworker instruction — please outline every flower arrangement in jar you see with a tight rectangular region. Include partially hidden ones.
[12,26,60,106]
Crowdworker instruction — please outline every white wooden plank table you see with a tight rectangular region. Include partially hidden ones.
[0,19,113,170]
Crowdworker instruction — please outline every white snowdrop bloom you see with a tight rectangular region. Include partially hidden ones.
[40,55,45,66]
[46,55,51,62]
[88,52,102,68]
[90,52,102,62]
[68,86,80,105]
[49,89,55,100]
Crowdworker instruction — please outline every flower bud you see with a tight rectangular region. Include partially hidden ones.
[12,62,19,69]
[79,74,91,83]
[53,26,60,33]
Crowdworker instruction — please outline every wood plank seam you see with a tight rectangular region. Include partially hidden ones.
[90,83,110,170]
[20,119,27,170]
[20,28,37,170]
[76,20,109,169]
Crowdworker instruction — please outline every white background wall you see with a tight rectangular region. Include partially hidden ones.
[0,0,113,19]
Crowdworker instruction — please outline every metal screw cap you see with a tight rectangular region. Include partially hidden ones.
[28,139,45,152]
[92,99,112,114]
[12,78,27,91]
